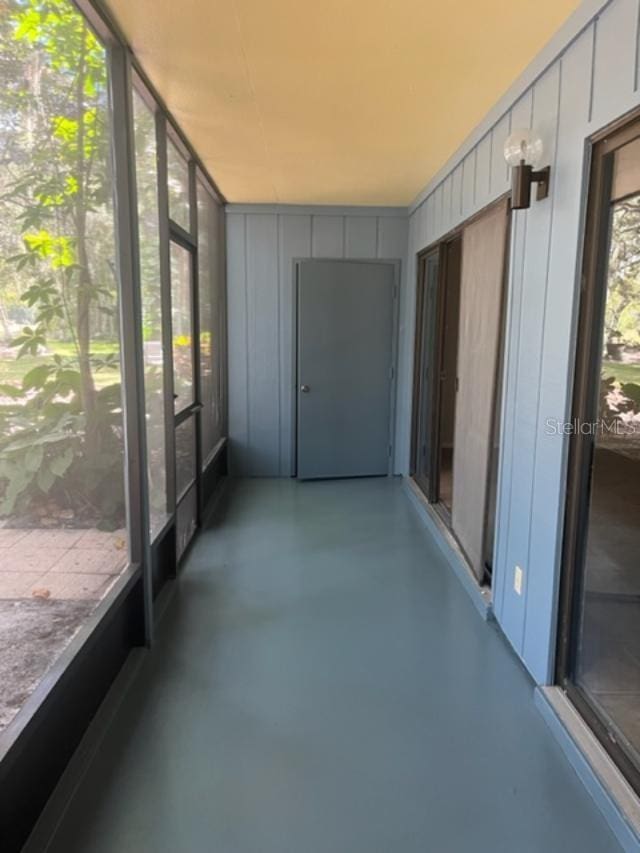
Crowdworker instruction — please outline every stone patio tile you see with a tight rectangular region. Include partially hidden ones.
[74,529,127,551]
[0,571,47,598]
[1,548,68,573]
[19,529,85,549]
[0,529,30,548]
[48,548,127,575]
[31,571,116,601]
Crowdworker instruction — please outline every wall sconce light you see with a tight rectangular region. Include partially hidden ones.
[503,128,550,209]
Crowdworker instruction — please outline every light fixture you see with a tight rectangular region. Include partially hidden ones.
[503,128,550,209]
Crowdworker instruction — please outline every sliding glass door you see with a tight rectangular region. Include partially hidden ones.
[411,198,509,584]
[559,118,640,794]
[412,250,440,499]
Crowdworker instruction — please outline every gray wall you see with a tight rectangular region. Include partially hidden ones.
[404,0,640,684]
[226,207,408,476]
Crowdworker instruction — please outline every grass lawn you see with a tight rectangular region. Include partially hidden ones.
[602,359,640,386]
[0,341,121,389]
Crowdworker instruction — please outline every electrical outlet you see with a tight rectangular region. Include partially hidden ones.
[514,565,524,596]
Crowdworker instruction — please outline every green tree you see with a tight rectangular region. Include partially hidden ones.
[0,0,124,523]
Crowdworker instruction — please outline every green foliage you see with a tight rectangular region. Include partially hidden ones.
[605,197,640,346]
[0,0,124,528]
[0,357,124,521]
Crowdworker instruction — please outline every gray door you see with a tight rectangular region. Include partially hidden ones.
[296,260,395,480]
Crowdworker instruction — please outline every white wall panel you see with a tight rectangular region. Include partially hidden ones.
[226,214,249,474]
[451,164,463,230]
[378,216,407,260]
[245,215,280,476]
[345,215,377,258]
[498,68,560,650]
[441,174,453,235]
[461,150,476,219]
[475,131,492,211]
[311,214,345,258]
[590,0,639,129]
[522,26,594,681]
[490,114,511,199]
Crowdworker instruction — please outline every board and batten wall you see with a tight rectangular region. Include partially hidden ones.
[225,207,408,477]
[405,0,640,683]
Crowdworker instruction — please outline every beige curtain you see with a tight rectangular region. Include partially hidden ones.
[451,199,509,580]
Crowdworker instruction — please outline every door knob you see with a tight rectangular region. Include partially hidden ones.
[300,384,310,393]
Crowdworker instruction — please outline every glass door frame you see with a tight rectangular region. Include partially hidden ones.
[156,112,202,564]
[410,194,511,585]
[411,232,464,515]
[556,108,640,796]
[411,248,441,501]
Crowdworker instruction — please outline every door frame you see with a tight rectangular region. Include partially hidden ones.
[410,194,511,579]
[556,108,640,796]
[410,248,440,501]
[291,258,401,479]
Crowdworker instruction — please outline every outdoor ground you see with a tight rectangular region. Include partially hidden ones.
[0,526,128,732]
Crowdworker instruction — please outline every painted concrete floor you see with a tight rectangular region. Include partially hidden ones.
[42,478,621,853]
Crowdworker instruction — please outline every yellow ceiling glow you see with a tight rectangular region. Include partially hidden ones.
[106,0,581,205]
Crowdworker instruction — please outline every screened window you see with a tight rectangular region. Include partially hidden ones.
[170,241,195,413]
[0,0,127,730]
[132,90,169,539]
[197,179,223,466]
[167,138,190,231]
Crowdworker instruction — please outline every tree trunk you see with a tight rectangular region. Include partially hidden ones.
[74,22,98,454]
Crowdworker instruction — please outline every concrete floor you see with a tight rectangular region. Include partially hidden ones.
[42,478,621,853]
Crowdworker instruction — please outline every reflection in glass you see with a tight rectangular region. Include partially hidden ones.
[133,91,169,539]
[437,237,462,513]
[167,139,190,231]
[197,181,222,467]
[574,189,640,763]
[0,0,127,731]
[175,416,196,499]
[170,242,194,413]
[414,252,439,496]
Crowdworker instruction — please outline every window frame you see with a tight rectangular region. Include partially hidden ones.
[556,108,640,798]
[0,3,228,847]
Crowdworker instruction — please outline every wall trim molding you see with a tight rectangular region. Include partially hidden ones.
[226,204,408,218]
[409,0,612,214]
[536,686,640,852]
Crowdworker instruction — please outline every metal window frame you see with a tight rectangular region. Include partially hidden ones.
[556,108,640,798]
[195,172,227,468]
[1,2,230,848]
[109,42,154,643]
[70,0,229,615]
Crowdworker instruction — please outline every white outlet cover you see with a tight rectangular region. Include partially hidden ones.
[514,565,523,595]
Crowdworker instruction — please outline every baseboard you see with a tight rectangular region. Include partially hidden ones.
[402,476,492,620]
[535,686,640,853]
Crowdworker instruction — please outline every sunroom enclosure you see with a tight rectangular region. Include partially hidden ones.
[0,1,227,847]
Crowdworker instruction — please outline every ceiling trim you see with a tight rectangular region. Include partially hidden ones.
[225,204,408,217]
